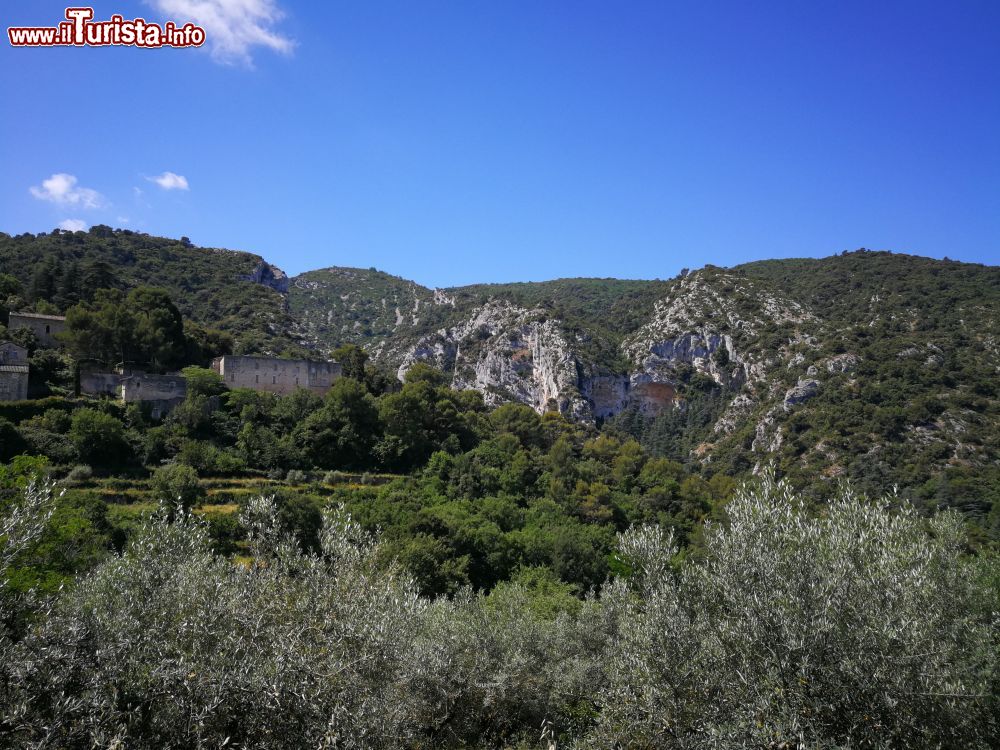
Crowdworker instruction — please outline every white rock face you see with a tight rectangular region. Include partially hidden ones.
[783,379,820,411]
[395,269,827,448]
[713,392,756,436]
[752,406,785,453]
[623,272,815,389]
[398,301,591,419]
[432,289,456,306]
[825,353,860,373]
[242,260,289,293]
[619,271,821,438]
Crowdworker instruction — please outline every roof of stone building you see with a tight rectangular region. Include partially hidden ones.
[213,353,338,362]
[9,311,67,321]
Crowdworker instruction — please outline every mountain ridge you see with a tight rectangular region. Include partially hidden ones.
[3,227,998,513]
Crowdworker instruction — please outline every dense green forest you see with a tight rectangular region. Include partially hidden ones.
[0,352,731,599]
[0,226,302,355]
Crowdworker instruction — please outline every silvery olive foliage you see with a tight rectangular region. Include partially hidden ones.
[4,494,430,748]
[1,481,58,745]
[402,585,609,746]
[0,479,57,575]
[585,473,999,749]
[1,475,997,748]
[0,492,602,748]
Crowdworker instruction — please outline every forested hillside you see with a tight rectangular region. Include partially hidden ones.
[0,226,302,355]
[3,229,1000,532]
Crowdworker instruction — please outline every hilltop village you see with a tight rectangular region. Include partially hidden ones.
[0,309,341,414]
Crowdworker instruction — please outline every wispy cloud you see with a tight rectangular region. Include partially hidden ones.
[147,171,190,191]
[30,173,104,208]
[148,0,294,66]
[58,219,88,232]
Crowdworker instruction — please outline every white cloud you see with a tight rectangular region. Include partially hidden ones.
[58,219,88,232]
[148,0,294,66]
[117,216,131,225]
[148,171,190,191]
[30,173,104,208]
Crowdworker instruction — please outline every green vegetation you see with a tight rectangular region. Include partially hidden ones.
[0,226,301,354]
[289,266,458,352]
[0,363,730,598]
[2,236,999,746]
[1,476,995,747]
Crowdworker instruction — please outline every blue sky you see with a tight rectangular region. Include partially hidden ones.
[2,1,999,287]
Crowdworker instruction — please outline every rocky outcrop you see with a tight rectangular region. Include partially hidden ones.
[783,379,820,411]
[582,376,630,418]
[398,301,591,419]
[581,374,680,418]
[623,272,816,391]
[713,392,756,436]
[751,407,784,453]
[617,272,822,434]
[242,261,289,294]
[394,269,829,431]
[825,353,860,373]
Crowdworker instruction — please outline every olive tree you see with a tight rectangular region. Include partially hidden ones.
[586,474,999,748]
[4,499,429,748]
[1,481,57,740]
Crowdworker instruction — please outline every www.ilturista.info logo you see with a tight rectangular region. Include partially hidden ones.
[8,7,205,48]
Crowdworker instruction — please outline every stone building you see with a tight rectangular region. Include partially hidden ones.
[120,373,187,418]
[8,312,67,348]
[211,355,341,396]
[79,368,187,418]
[0,342,29,401]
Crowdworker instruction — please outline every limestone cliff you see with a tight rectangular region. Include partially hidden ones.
[242,260,289,294]
[393,269,824,440]
[398,301,591,419]
[282,250,999,486]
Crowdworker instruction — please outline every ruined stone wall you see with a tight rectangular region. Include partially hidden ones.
[79,370,187,417]
[0,342,28,365]
[0,367,28,401]
[121,374,187,403]
[80,371,121,397]
[121,372,186,418]
[8,313,67,348]
[212,356,341,396]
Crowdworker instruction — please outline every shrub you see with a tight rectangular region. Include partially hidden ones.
[285,469,308,484]
[17,419,76,465]
[0,418,26,462]
[65,464,93,483]
[176,439,246,476]
[4,500,430,748]
[150,463,205,512]
[0,396,75,425]
[588,474,999,748]
[69,408,129,467]
[0,477,995,748]
[0,455,51,491]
